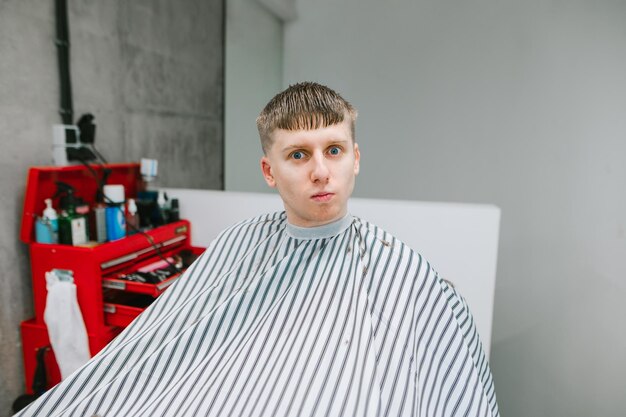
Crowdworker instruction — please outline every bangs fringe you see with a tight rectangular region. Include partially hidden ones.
[275,111,345,131]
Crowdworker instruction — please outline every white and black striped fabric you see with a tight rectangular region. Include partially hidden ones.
[18,212,499,417]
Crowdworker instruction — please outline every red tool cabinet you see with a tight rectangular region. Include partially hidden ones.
[19,163,204,393]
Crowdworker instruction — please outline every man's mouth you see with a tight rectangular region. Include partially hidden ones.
[311,192,334,202]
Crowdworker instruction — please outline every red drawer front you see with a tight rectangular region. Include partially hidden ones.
[103,303,144,328]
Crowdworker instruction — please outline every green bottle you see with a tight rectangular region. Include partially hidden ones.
[56,182,89,245]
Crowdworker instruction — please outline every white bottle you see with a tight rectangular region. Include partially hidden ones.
[44,198,58,222]
[40,198,59,243]
[157,190,169,225]
[126,198,139,234]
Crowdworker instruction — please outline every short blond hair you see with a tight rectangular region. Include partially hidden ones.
[256,82,358,153]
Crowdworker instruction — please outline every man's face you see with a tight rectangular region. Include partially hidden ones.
[261,120,360,228]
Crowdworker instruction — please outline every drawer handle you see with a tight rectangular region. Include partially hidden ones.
[102,280,126,290]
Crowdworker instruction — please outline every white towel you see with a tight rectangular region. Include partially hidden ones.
[43,270,91,380]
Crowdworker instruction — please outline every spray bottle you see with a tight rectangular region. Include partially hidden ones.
[56,182,89,245]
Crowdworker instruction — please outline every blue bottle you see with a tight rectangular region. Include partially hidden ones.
[103,185,126,241]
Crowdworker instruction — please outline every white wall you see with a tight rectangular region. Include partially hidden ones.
[280,1,626,416]
[225,0,283,192]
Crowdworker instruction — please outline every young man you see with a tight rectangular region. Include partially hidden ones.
[17,83,499,417]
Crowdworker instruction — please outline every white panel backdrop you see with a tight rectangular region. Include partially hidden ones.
[165,188,500,355]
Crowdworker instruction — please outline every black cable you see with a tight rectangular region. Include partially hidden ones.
[77,157,101,184]
[55,0,73,124]
[91,146,109,164]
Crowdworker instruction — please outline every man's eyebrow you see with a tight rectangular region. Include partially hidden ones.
[281,144,306,152]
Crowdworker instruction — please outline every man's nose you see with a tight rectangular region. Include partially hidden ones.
[310,154,330,183]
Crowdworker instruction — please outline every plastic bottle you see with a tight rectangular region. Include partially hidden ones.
[157,190,169,225]
[43,199,59,242]
[93,169,112,243]
[93,190,107,243]
[35,198,59,244]
[103,184,126,241]
[169,198,180,222]
[126,198,139,235]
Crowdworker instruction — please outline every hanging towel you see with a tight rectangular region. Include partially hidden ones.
[43,270,91,380]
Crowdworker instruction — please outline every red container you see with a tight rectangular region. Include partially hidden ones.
[18,163,203,393]
[20,162,141,244]
[20,319,122,393]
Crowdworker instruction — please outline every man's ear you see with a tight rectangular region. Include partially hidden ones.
[260,156,276,188]
[353,143,360,175]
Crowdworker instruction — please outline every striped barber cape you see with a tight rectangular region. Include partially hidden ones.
[17,212,499,417]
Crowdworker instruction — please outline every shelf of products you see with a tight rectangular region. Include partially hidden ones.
[18,163,205,393]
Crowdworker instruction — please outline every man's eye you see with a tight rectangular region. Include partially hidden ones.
[328,146,341,156]
[291,151,304,160]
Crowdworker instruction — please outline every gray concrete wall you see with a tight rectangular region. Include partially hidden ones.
[0,0,223,414]
[224,0,283,191]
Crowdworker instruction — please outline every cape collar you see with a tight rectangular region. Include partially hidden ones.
[286,214,353,240]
